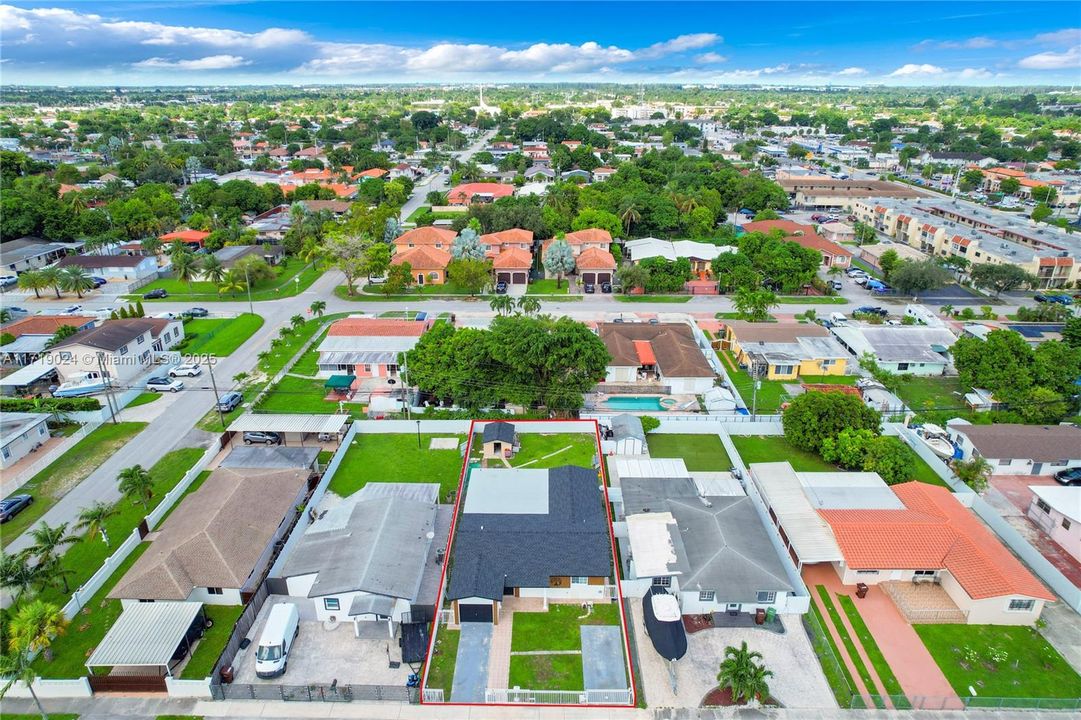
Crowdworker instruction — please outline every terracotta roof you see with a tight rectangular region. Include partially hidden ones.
[299,200,352,214]
[820,482,1053,601]
[394,226,457,247]
[358,168,388,178]
[492,247,533,269]
[1,315,96,339]
[391,245,451,270]
[741,219,851,258]
[160,230,210,243]
[742,219,814,236]
[564,228,613,245]
[328,318,429,337]
[598,323,714,378]
[953,423,1081,463]
[575,247,616,270]
[786,233,852,258]
[480,228,534,247]
[447,183,514,204]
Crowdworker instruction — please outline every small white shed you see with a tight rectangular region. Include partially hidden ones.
[611,414,646,455]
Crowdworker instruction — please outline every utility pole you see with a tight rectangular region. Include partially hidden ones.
[207,360,225,429]
[244,265,254,316]
[96,351,118,424]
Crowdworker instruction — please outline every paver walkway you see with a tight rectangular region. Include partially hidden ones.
[804,564,963,710]
[487,596,544,689]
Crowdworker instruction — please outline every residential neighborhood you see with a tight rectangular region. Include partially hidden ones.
[2,2,1081,718]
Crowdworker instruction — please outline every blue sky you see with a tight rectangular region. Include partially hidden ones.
[2,1,1079,86]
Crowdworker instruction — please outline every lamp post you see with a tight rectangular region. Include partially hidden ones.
[416,419,421,449]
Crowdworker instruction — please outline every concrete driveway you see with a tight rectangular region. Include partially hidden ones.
[451,623,492,702]
[581,625,628,690]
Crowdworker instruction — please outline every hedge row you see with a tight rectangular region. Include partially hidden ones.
[0,396,102,412]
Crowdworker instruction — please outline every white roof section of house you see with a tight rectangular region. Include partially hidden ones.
[624,237,735,263]
[832,325,957,364]
[611,456,690,481]
[1,412,49,446]
[692,472,745,497]
[228,413,350,435]
[316,335,420,354]
[463,468,549,514]
[749,462,843,563]
[1030,486,1081,524]
[0,359,55,388]
[796,471,905,510]
[86,601,202,668]
[626,512,682,577]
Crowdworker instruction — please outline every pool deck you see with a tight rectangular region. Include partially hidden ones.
[589,392,701,414]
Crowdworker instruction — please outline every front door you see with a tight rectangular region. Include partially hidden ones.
[416,273,424,285]
[726,603,740,615]
[1032,463,1043,475]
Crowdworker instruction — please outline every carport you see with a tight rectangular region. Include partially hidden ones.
[86,601,205,683]
[227,413,351,448]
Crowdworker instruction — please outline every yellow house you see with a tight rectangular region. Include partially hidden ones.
[723,321,849,381]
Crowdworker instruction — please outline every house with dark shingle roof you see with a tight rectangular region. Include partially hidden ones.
[43,318,184,385]
[947,422,1081,477]
[598,322,715,394]
[446,465,613,623]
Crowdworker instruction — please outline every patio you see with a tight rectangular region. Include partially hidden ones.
[880,581,967,625]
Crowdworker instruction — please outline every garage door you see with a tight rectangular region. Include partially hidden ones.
[459,603,493,623]
[597,272,612,283]
[496,272,511,283]
[581,272,596,284]
[512,272,527,284]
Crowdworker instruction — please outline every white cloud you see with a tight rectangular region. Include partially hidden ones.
[636,33,720,59]
[133,54,251,70]
[695,52,727,64]
[957,67,993,79]
[1018,45,1081,69]
[837,66,867,76]
[889,63,945,76]
[1032,28,1081,45]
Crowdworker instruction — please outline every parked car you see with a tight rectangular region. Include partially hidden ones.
[217,391,242,412]
[1052,467,1081,486]
[61,305,82,315]
[845,267,867,278]
[91,276,107,287]
[854,306,888,317]
[1033,294,1049,303]
[828,280,843,291]
[169,363,202,378]
[600,282,613,293]
[0,495,33,523]
[583,283,596,294]
[243,431,282,446]
[854,275,871,287]
[146,376,184,393]
[494,281,508,294]
[1048,295,1073,305]
[143,288,168,299]
[7,306,29,316]
[0,276,16,289]
[255,603,300,678]
[829,312,848,324]
[870,284,892,294]
[183,307,210,317]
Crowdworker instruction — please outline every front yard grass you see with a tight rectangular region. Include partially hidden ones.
[615,294,692,303]
[181,314,265,357]
[424,627,460,696]
[330,433,465,501]
[255,375,343,415]
[914,624,1081,704]
[2,422,147,546]
[805,601,861,709]
[815,586,882,708]
[645,434,731,471]
[126,392,162,408]
[511,602,621,652]
[508,654,583,691]
[775,295,848,304]
[508,433,597,469]
[837,594,909,708]
[135,259,323,302]
[730,435,837,472]
[177,604,245,679]
[526,279,568,295]
[893,377,966,413]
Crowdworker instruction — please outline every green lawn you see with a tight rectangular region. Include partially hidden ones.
[915,624,1081,704]
[508,654,584,692]
[425,627,460,697]
[256,375,344,415]
[181,314,265,356]
[2,422,147,545]
[156,716,205,720]
[510,602,621,652]
[730,435,838,471]
[507,433,597,469]
[909,452,950,488]
[527,279,569,295]
[718,349,857,414]
[126,392,162,408]
[177,604,245,679]
[356,282,471,296]
[615,295,692,303]
[291,329,328,377]
[135,259,323,302]
[893,377,966,413]
[645,434,732,471]
[196,381,260,432]
[816,586,883,708]
[331,433,465,501]
[805,602,861,709]
[837,594,910,708]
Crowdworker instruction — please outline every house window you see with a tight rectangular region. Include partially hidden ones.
[914,570,936,577]
[119,345,128,356]
[363,364,372,373]
[1008,599,1035,612]
[1036,499,1051,513]
[999,458,1012,465]
[1063,518,1072,531]
[775,365,794,375]
[37,426,46,436]
[207,587,223,595]
[652,576,671,587]
[856,570,880,575]
[59,352,72,361]
[1,447,9,460]
[897,363,909,371]
[570,576,589,585]
[699,591,715,602]
[137,335,145,344]
[324,598,340,611]
[756,591,777,604]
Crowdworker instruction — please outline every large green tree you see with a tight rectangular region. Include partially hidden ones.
[783,391,880,453]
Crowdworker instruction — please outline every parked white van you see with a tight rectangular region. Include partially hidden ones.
[829,312,848,324]
[255,603,300,679]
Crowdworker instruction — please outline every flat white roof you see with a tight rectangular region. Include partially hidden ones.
[86,601,202,668]
[0,359,56,387]
[228,413,350,435]
[612,456,690,481]
[692,472,746,497]
[463,468,549,514]
[750,462,844,563]
[1030,485,1081,524]
[626,512,681,577]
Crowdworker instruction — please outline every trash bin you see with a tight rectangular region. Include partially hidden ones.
[755,608,766,625]
[765,607,777,623]
[856,582,869,599]
[220,665,234,684]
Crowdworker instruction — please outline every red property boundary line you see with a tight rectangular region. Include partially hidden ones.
[419,417,638,708]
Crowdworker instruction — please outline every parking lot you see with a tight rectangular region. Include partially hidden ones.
[231,595,415,687]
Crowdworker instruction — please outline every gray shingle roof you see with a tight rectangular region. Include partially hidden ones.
[482,421,516,444]
[612,414,644,443]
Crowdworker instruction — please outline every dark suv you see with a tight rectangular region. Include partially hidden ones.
[144,288,168,299]
[1053,467,1081,486]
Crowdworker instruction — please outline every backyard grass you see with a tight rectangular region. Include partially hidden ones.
[330,433,465,501]
[615,294,692,303]
[425,627,460,696]
[837,595,910,708]
[719,349,857,414]
[645,434,732,471]
[291,331,326,377]
[526,279,569,295]
[908,452,951,488]
[816,586,883,708]
[177,604,245,679]
[805,602,862,709]
[508,433,597,469]
[914,624,1081,704]
[134,259,323,302]
[255,375,344,415]
[893,377,966,413]
[2,422,147,545]
[508,654,584,691]
[511,603,620,652]
[730,435,838,472]
[126,392,162,408]
[181,314,265,357]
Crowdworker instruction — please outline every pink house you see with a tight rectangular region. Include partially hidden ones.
[315,317,432,382]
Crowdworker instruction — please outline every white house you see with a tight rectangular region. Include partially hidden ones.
[56,253,157,282]
[831,325,957,376]
[1027,486,1081,564]
[44,318,184,386]
[947,422,1081,476]
[0,412,50,469]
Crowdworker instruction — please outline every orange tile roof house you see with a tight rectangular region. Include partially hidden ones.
[480,228,534,256]
[564,228,614,252]
[391,245,452,285]
[573,247,617,286]
[446,182,514,205]
[1,315,96,339]
[394,226,457,250]
[741,219,852,267]
[492,247,533,286]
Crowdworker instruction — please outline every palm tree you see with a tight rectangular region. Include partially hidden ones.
[24,522,77,593]
[16,270,47,299]
[257,350,272,367]
[717,641,772,704]
[517,296,541,316]
[218,269,247,298]
[289,314,306,331]
[7,599,69,663]
[619,202,641,235]
[489,295,515,316]
[309,300,326,317]
[0,552,39,605]
[171,251,198,292]
[74,502,117,546]
[164,240,187,259]
[300,237,324,271]
[140,236,162,257]
[60,266,95,299]
[117,464,154,510]
[39,266,63,299]
[200,254,225,285]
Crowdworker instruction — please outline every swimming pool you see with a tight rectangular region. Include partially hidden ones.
[603,396,667,411]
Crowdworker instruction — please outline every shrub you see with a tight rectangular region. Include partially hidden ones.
[640,416,661,433]
[0,396,102,412]
[783,391,880,453]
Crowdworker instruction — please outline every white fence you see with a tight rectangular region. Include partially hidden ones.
[145,440,221,530]
[4,420,102,491]
[166,676,214,699]
[437,609,453,626]
[2,677,92,699]
[422,687,445,703]
[484,688,633,705]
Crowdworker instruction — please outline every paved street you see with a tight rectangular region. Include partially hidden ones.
[399,129,496,219]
